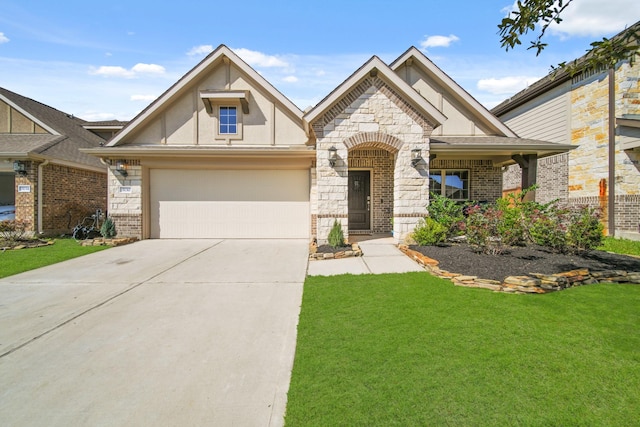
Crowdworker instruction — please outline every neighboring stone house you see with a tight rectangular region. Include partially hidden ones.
[0,87,116,235]
[85,45,572,243]
[493,22,640,240]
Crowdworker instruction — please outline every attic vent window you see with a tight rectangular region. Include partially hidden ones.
[200,90,250,114]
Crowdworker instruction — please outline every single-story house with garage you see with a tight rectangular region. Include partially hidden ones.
[84,45,574,242]
[0,87,116,235]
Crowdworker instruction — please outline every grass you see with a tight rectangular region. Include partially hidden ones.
[286,273,640,426]
[599,236,640,257]
[0,238,109,278]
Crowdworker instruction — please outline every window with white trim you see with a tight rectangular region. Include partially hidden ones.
[429,170,469,200]
[219,106,237,134]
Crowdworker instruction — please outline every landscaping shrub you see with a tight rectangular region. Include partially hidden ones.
[464,205,506,254]
[427,192,466,237]
[567,205,604,252]
[529,205,569,252]
[494,189,539,247]
[0,219,29,242]
[327,219,346,248]
[413,217,447,246]
[100,217,117,238]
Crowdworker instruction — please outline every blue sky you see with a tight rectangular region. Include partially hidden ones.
[0,0,638,121]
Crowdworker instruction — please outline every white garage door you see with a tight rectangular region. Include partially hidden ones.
[150,169,310,238]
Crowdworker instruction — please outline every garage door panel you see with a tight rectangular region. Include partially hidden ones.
[149,169,310,239]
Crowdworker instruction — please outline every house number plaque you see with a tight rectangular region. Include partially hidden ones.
[17,185,31,193]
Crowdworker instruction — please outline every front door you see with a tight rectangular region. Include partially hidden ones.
[348,171,370,230]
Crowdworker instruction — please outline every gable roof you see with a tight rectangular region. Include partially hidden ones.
[304,55,447,128]
[0,87,106,169]
[107,45,304,147]
[390,47,518,137]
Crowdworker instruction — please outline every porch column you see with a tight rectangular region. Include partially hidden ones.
[512,154,538,201]
[394,142,430,241]
[315,140,349,243]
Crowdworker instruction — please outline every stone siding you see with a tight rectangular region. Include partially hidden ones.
[108,160,143,238]
[312,77,433,243]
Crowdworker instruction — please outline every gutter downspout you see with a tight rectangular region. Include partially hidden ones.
[608,67,616,237]
[37,159,50,234]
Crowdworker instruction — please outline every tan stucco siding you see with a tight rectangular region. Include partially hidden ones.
[165,94,196,144]
[399,64,489,137]
[121,62,305,147]
[501,82,570,144]
[0,100,49,134]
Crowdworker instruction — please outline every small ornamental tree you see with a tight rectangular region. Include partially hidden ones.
[100,217,117,239]
[327,219,346,248]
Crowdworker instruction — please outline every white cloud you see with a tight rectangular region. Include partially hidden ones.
[477,76,542,95]
[0,32,9,44]
[232,48,288,68]
[89,63,165,78]
[187,44,214,56]
[130,94,157,102]
[131,63,165,74]
[90,65,134,78]
[547,0,640,38]
[420,34,460,49]
[282,75,298,83]
[501,0,639,39]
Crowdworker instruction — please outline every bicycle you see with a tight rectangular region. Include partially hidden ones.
[72,209,104,241]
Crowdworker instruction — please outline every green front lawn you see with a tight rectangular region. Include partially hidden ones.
[599,236,640,257]
[0,239,109,278]
[286,273,640,426]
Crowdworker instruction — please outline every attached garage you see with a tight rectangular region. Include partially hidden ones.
[149,169,310,239]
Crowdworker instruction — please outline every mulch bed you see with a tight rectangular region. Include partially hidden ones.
[410,243,640,282]
[315,244,352,254]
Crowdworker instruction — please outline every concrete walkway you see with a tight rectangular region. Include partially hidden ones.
[0,239,307,427]
[307,235,425,276]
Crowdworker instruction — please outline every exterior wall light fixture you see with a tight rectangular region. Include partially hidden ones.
[328,146,338,167]
[115,160,128,177]
[411,148,422,167]
[13,160,27,176]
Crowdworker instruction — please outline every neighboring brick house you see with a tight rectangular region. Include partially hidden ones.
[493,22,640,240]
[0,87,117,235]
[85,45,573,242]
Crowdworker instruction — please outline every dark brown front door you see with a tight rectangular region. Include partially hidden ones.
[348,171,370,230]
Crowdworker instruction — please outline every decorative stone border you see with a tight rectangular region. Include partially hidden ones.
[79,237,138,247]
[2,240,55,251]
[309,243,363,260]
[399,245,640,294]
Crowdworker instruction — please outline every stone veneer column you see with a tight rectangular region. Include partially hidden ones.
[108,161,142,239]
[393,135,430,241]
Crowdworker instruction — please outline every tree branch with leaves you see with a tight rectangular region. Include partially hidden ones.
[498,0,639,75]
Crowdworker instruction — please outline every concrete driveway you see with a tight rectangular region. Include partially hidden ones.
[0,239,308,426]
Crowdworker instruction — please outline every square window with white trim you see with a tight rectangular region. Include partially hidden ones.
[429,170,469,200]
